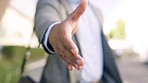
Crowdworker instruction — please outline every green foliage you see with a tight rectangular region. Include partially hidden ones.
[0,46,45,83]
[0,59,20,83]
[107,19,126,40]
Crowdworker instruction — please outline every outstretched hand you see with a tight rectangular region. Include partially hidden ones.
[48,0,88,71]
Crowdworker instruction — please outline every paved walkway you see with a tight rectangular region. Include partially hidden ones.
[116,57,148,83]
[26,57,148,83]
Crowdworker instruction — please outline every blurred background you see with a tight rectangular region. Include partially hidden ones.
[0,0,148,83]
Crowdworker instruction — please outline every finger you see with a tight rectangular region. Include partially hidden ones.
[62,45,85,67]
[67,60,83,71]
[59,49,84,70]
[67,0,88,22]
[66,62,74,71]
[62,35,79,56]
[58,54,74,70]
[62,36,85,66]
[74,64,83,70]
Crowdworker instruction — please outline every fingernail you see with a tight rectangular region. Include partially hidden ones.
[76,59,81,65]
[70,66,74,71]
[68,67,71,70]
[79,66,83,70]
[75,64,79,69]
[71,66,74,71]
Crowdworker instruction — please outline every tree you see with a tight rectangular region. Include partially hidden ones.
[107,19,126,40]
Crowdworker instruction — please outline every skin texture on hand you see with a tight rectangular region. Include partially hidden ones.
[48,0,88,71]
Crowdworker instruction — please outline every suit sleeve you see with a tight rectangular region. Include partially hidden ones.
[42,22,60,54]
[34,0,61,43]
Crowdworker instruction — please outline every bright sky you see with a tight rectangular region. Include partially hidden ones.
[90,0,148,54]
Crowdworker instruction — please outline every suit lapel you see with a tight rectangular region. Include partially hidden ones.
[59,0,73,14]
[90,4,122,83]
[90,3,103,28]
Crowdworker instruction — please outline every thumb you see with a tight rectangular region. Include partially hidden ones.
[68,0,88,22]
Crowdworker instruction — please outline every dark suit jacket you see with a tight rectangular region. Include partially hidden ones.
[34,0,122,83]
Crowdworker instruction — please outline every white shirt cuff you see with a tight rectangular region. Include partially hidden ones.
[43,22,60,54]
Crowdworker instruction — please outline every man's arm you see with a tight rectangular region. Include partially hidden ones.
[43,22,60,54]
[34,0,88,70]
[34,0,61,42]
